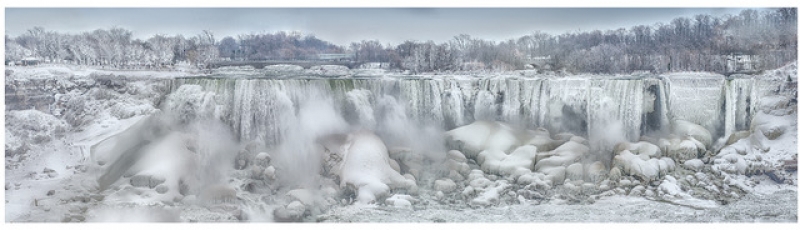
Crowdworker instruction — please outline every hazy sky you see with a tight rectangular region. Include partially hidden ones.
[5,8,752,46]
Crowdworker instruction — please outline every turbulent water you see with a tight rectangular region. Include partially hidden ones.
[170,73,788,150]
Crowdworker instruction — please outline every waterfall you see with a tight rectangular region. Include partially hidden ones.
[171,74,786,149]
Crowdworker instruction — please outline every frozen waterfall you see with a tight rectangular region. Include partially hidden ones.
[170,74,787,149]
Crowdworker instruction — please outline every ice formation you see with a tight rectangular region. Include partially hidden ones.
[4,64,797,222]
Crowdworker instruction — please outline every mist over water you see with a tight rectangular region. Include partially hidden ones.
[272,93,349,189]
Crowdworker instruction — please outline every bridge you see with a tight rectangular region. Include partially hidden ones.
[207,60,365,69]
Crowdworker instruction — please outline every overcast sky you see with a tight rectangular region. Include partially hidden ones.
[5,8,754,46]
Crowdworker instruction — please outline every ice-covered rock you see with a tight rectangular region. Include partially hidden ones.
[534,140,589,172]
[524,128,566,152]
[254,152,272,167]
[338,130,417,204]
[664,138,703,163]
[683,159,705,171]
[612,150,675,183]
[447,150,467,163]
[586,161,607,183]
[470,180,511,207]
[672,120,712,149]
[613,141,662,159]
[446,121,526,158]
[476,145,538,176]
[566,163,584,181]
[540,166,567,186]
[434,179,458,193]
[385,194,418,209]
[386,147,426,179]
[757,95,793,116]
[750,112,788,140]
[273,201,306,222]
[264,166,276,180]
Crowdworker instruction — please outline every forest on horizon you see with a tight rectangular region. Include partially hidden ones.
[5,8,797,75]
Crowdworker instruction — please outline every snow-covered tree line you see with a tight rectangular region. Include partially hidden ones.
[370,8,797,74]
[5,8,797,74]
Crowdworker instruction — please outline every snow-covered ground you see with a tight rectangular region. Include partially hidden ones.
[3,64,798,223]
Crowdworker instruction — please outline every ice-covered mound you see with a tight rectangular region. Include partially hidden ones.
[712,102,797,182]
[445,120,527,158]
[338,130,417,204]
[477,145,538,177]
[671,119,713,149]
[611,143,676,183]
[5,110,68,156]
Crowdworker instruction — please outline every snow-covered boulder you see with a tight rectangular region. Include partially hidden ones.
[757,95,794,116]
[273,200,306,222]
[387,147,425,179]
[476,145,538,176]
[385,194,418,209]
[434,179,458,193]
[446,121,525,158]
[533,140,588,171]
[469,180,511,207]
[612,150,675,183]
[666,139,701,163]
[586,161,607,183]
[523,128,566,152]
[683,159,705,171]
[750,112,789,140]
[565,163,584,181]
[613,141,662,159]
[671,120,712,149]
[338,130,417,204]
[539,166,567,186]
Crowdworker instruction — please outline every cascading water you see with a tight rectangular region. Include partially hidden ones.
[171,73,785,153]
